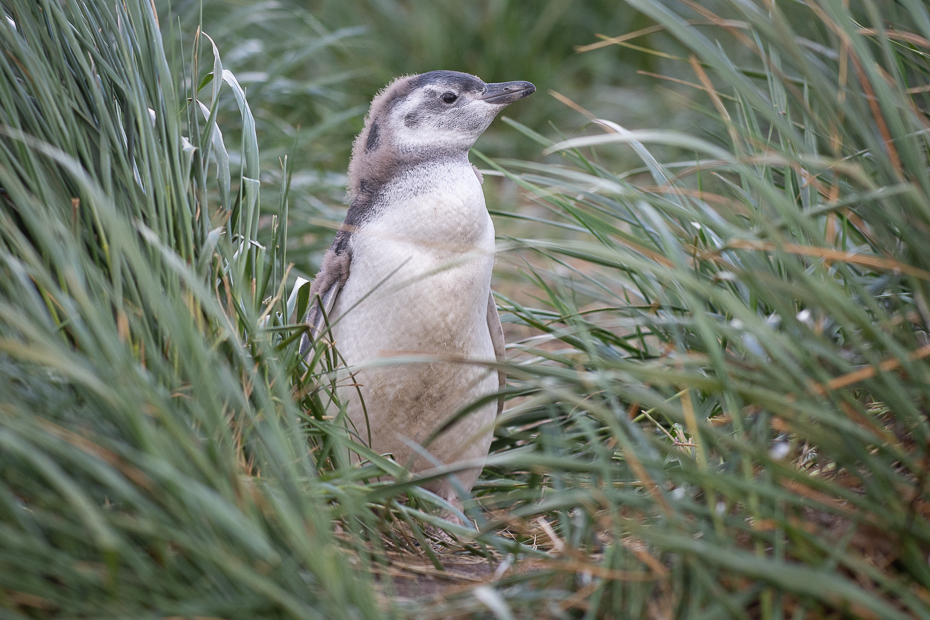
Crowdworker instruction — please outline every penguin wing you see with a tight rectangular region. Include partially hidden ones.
[486,292,506,417]
[299,248,351,359]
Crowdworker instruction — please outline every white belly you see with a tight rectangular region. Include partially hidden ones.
[329,163,498,497]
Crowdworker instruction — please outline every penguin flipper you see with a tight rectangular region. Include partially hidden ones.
[486,292,506,417]
[299,248,351,360]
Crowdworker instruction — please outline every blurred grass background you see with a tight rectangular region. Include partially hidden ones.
[2,0,930,618]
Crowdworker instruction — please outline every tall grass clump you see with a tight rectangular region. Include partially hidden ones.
[0,1,382,617]
[156,0,370,281]
[427,0,930,618]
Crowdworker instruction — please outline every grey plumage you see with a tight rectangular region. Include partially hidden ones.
[301,70,534,503]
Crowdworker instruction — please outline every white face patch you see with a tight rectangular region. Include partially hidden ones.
[388,88,500,152]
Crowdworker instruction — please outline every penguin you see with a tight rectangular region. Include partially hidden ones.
[301,70,535,505]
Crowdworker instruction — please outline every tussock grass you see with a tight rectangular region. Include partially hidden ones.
[463,1,930,617]
[1,0,929,619]
[0,1,377,617]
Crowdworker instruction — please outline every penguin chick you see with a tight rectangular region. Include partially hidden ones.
[301,70,534,504]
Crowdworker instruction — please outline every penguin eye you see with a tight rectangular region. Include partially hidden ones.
[441,92,458,104]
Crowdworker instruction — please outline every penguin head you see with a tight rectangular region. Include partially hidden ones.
[348,71,535,203]
[384,71,535,152]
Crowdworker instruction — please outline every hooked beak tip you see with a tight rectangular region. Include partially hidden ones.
[479,81,536,105]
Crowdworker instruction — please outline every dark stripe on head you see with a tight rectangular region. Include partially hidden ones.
[331,229,352,255]
[365,121,380,152]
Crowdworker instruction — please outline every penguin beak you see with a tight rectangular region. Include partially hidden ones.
[479,80,536,105]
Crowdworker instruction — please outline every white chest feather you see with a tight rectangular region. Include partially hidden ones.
[333,159,495,359]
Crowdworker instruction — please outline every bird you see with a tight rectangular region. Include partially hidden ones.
[300,70,534,506]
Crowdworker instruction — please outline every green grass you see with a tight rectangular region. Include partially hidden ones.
[0,1,377,617]
[1,0,930,618]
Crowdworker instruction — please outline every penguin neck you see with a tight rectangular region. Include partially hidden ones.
[348,147,471,212]
[338,144,480,256]
[360,154,493,253]
[390,150,475,193]
[396,147,471,173]
[384,145,471,175]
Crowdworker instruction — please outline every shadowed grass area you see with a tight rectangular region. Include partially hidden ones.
[1,0,929,618]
